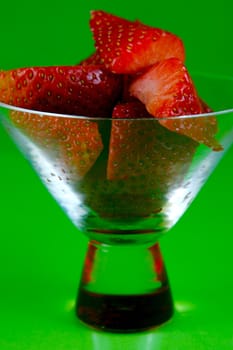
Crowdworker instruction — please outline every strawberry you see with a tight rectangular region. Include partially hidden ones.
[80,101,198,219]
[200,98,214,113]
[0,65,123,177]
[121,74,141,102]
[107,101,153,180]
[108,100,197,179]
[130,58,222,150]
[79,52,104,66]
[90,10,185,74]
[9,111,104,178]
[0,65,122,117]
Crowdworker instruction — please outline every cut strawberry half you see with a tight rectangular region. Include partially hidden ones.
[79,52,104,66]
[90,10,185,74]
[107,101,153,180]
[159,110,222,151]
[0,66,120,177]
[130,58,222,150]
[9,112,104,179]
[107,101,197,181]
[0,65,122,117]
[80,100,198,218]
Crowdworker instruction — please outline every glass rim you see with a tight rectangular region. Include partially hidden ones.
[0,71,233,121]
[0,101,233,121]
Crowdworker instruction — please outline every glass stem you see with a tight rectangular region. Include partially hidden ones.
[76,239,174,332]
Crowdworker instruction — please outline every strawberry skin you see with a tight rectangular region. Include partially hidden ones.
[0,65,122,117]
[130,58,222,150]
[79,52,104,66]
[107,101,153,180]
[0,66,117,177]
[90,10,185,74]
[0,65,123,177]
[9,111,104,178]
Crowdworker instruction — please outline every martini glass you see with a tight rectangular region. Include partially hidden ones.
[0,73,233,333]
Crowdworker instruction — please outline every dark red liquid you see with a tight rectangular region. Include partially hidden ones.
[76,286,173,332]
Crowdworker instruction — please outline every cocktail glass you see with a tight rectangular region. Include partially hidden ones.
[0,73,233,332]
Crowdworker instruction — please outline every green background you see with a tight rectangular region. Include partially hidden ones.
[0,0,233,349]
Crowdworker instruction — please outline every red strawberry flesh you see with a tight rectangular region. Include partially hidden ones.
[130,58,222,150]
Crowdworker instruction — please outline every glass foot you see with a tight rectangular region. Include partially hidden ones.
[77,286,173,332]
[76,240,174,332]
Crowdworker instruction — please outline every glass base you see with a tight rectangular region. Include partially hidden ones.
[76,286,173,332]
[75,240,174,332]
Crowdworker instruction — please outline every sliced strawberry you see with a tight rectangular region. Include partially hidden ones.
[111,100,153,119]
[0,66,118,177]
[80,101,197,218]
[200,98,213,113]
[107,101,197,181]
[0,65,122,117]
[9,111,103,179]
[107,101,153,180]
[160,99,223,151]
[79,51,104,66]
[90,10,185,74]
[130,58,222,150]
[121,74,141,102]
